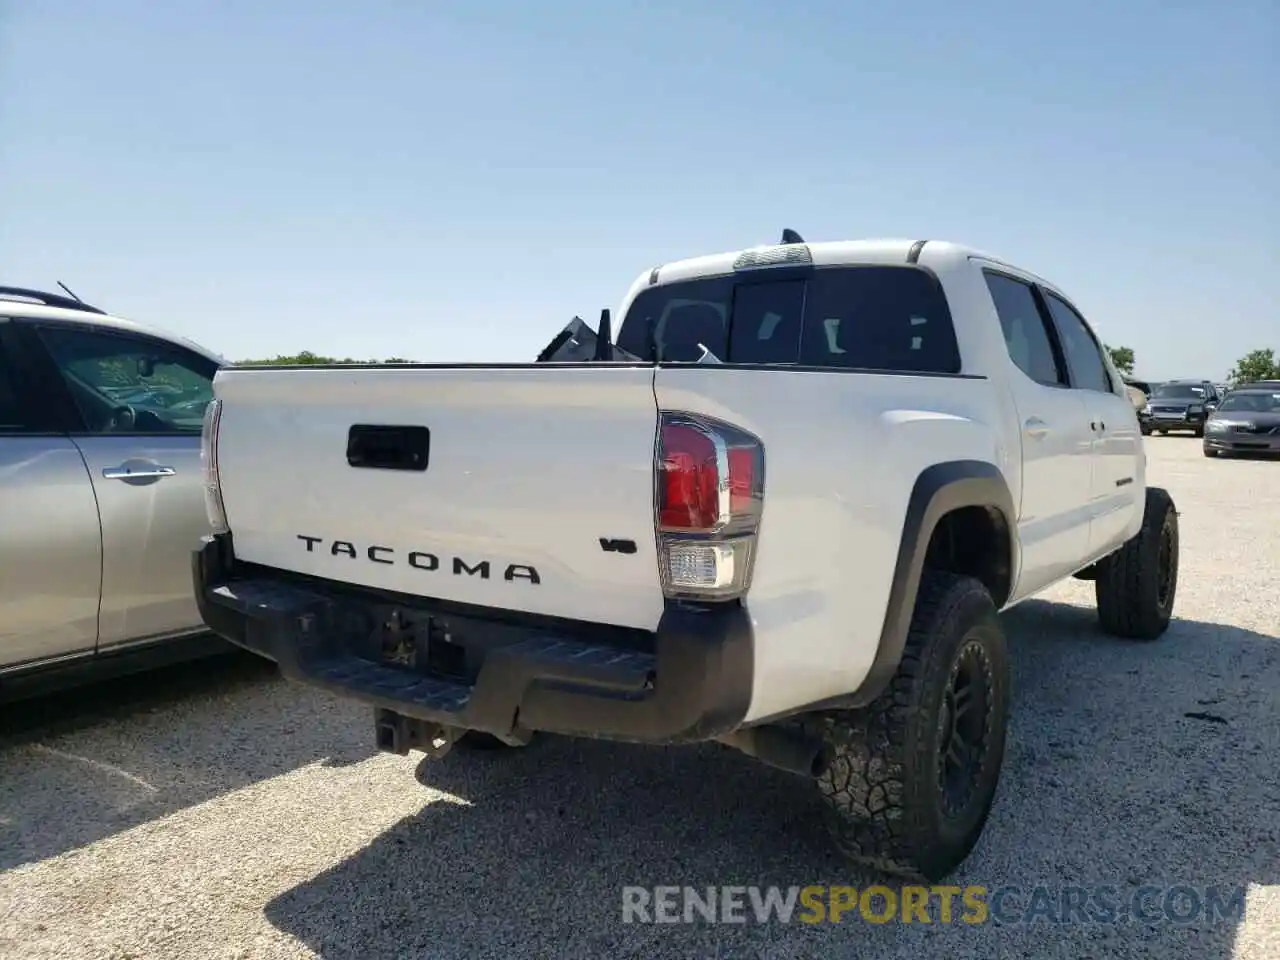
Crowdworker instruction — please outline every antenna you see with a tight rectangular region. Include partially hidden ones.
[780,228,804,244]
[56,281,85,303]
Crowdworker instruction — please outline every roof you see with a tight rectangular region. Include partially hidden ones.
[0,291,225,365]
[638,238,1055,290]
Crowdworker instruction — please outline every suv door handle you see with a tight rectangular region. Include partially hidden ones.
[1024,418,1050,440]
[102,465,177,480]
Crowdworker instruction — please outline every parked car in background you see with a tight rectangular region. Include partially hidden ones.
[1123,377,1155,433]
[1144,379,1222,436]
[1203,386,1280,457]
[0,286,233,699]
[1231,379,1280,392]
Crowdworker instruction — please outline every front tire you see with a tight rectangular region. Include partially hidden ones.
[815,573,1010,881]
[1203,446,1217,458]
[1094,486,1178,640]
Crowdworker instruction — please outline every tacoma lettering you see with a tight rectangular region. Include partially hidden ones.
[295,535,539,585]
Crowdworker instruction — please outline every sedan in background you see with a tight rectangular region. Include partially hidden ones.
[1203,387,1280,458]
[1,286,234,700]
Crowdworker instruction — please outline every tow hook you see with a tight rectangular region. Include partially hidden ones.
[717,725,830,779]
[374,709,462,759]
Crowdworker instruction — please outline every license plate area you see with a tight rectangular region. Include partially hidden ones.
[329,599,538,684]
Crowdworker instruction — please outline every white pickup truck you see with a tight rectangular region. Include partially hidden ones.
[194,236,1179,881]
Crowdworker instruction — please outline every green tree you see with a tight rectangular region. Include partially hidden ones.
[1105,344,1135,376]
[1229,348,1280,385]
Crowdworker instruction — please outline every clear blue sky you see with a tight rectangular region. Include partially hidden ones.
[1,1,1275,379]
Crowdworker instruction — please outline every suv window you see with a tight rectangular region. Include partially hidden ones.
[1042,293,1112,393]
[615,266,960,373]
[983,273,1063,386]
[36,326,218,435]
[0,340,27,432]
[1152,383,1207,400]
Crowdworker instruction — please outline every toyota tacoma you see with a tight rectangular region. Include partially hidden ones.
[193,235,1179,881]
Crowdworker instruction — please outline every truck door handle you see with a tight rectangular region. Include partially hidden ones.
[102,465,177,480]
[1024,418,1050,440]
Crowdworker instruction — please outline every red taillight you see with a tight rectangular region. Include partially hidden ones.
[655,412,765,600]
[659,423,720,530]
[727,447,755,516]
[657,413,763,532]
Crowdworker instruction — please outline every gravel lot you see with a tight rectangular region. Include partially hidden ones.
[1,438,1276,960]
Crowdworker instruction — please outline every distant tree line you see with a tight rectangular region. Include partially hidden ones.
[236,351,412,365]
[1105,343,1279,387]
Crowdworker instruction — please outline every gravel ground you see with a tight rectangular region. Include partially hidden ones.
[1,438,1276,960]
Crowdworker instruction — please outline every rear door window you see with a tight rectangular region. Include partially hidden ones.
[616,266,960,373]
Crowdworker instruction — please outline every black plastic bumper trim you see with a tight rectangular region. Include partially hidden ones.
[193,535,753,744]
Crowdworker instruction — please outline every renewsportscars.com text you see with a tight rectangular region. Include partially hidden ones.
[621,884,1247,926]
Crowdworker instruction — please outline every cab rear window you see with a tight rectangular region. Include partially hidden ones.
[615,266,961,373]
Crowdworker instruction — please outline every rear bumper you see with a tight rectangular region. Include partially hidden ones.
[193,535,753,744]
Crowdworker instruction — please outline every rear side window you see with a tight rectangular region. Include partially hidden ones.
[0,340,26,431]
[983,272,1064,387]
[615,266,960,373]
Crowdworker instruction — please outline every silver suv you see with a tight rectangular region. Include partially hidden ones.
[1,287,231,696]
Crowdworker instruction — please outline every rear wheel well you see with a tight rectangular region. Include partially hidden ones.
[923,506,1013,608]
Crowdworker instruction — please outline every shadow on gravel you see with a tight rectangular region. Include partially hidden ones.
[0,651,376,871]
[264,605,1279,960]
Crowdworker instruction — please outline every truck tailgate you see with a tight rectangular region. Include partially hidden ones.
[212,365,665,630]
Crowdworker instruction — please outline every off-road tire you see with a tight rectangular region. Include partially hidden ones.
[814,572,1010,882]
[1094,486,1178,640]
